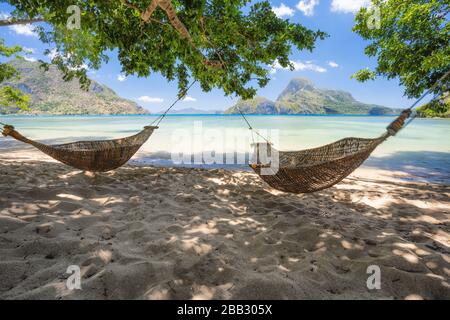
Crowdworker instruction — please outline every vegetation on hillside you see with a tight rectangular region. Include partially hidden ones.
[417,94,450,118]
[352,0,449,116]
[226,78,398,115]
[0,59,147,115]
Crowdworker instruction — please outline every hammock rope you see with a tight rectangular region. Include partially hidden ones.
[246,70,450,193]
[236,106,272,145]
[239,70,450,145]
[1,78,197,172]
[150,80,197,126]
[1,38,448,192]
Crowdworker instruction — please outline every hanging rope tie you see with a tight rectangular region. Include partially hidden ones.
[386,70,450,136]
[236,106,273,145]
[403,91,442,129]
[200,34,274,145]
[150,80,197,127]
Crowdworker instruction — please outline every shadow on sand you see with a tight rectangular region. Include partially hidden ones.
[0,156,448,300]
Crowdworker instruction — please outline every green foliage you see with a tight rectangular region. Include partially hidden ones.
[0,39,30,110]
[0,86,30,110]
[351,68,376,82]
[353,0,450,98]
[416,95,450,118]
[5,0,326,99]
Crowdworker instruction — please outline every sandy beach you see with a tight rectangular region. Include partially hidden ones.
[0,146,449,300]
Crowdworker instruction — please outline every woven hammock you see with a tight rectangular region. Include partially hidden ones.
[249,110,411,193]
[0,81,199,172]
[1,125,158,172]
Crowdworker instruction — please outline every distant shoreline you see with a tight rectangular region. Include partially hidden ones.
[2,113,403,117]
[2,113,449,119]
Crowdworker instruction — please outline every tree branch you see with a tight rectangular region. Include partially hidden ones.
[0,17,45,26]
[121,1,221,68]
[121,0,193,43]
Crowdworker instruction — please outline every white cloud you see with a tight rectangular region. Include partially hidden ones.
[23,56,37,62]
[272,3,295,18]
[183,96,197,102]
[328,61,339,68]
[9,24,36,37]
[117,74,127,82]
[137,96,164,103]
[22,47,35,54]
[330,0,371,13]
[296,0,319,16]
[271,60,327,74]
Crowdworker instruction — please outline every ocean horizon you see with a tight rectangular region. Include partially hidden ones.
[1,114,449,183]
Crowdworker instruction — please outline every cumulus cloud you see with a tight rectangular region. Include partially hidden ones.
[328,61,339,68]
[271,60,327,74]
[272,3,295,18]
[330,0,371,13]
[137,96,164,103]
[9,24,36,37]
[296,0,319,17]
[117,74,127,82]
[183,96,197,102]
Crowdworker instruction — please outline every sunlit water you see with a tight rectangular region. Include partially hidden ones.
[1,115,449,182]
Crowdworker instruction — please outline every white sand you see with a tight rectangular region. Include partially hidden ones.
[0,153,449,299]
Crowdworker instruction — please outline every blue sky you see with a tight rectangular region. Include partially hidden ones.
[0,0,418,112]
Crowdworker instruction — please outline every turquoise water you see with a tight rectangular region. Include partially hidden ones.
[1,115,449,181]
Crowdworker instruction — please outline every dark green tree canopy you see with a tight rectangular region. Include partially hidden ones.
[4,0,326,99]
[352,0,449,99]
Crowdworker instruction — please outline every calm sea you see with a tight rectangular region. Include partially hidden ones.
[1,114,449,182]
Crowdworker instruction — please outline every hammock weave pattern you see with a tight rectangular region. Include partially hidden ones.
[251,136,385,193]
[1,109,409,192]
[250,110,411,193]
[1,125,158,172]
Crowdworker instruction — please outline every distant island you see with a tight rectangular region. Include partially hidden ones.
[0,59,147,115]
[156,108,223,115]
[226,78,401,115]
[2,60,433,117]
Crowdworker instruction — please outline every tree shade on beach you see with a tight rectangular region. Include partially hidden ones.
[2,0,326,99]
